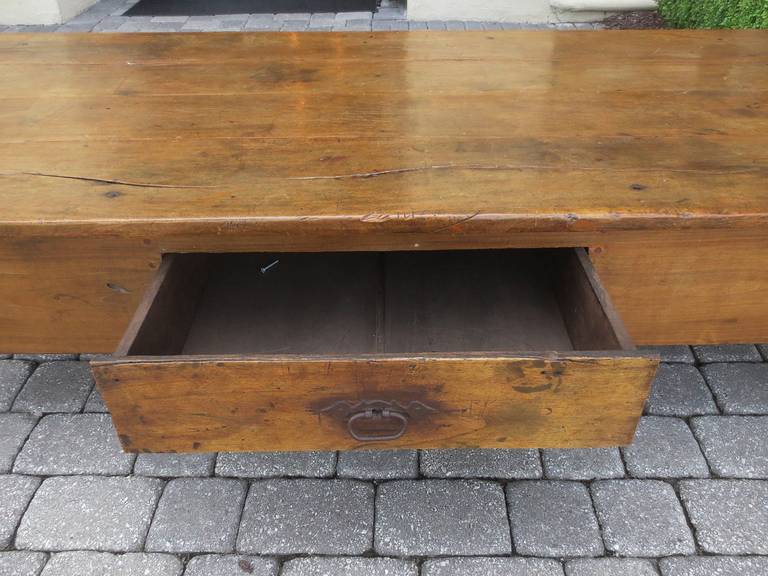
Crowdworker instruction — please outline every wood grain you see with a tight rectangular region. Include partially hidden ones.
[0,31,767,238]
[181,252,382,355]
[117,253,209,356]
[93,353,657,452]
[0,236,158,352]
[121,249,595,357]
[0,31,766,349]
[3,30,767,66]
[591,229,768,345]
[383,250,574,353]
[555,248,634,351]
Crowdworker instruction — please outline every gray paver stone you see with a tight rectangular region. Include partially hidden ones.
[0,552,47,576]
[274,12,309,20]
[40,551,181,575]
[237,479,373,555]
[591,480,695,556]
[701,363,768,414]
[335,11,372,19]
[282,557,418,576]
[184,554,277,576]
[639,346,695,363]
[13,355,76,362]
[542,448,624,480]
[55,22,95,34]
[422,557,564,576]
[0,475,40,549]
[660,556,768,576]
[692,344,762,363]
[507,481,603,557]
[151,15,188,22]
[375,480,512,556]
[420,448,541,479]
[16,476,163,552]
[134,452,215,477]
[691,416,768,478]
[216,451,335,478]
[565,558,658,576]
[645,364,718,416]
[337,450,418,479]
[679,479,768,554]
[244,20,280,30]
[0,414,37,473]
[308,18,335,28]
[12,362,93,414]
[0,361,34,411]
[79,353,112,362]
[622,417,709,478]
[146,478,246,553]
[83,387,108,413]
[13,414,135,475]
[281,22,310,31]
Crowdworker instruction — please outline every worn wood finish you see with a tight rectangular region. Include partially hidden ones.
[1,32,767,238]
[126,249,596,357]
[92,247,657,452]
[2,30,767,66]
[118,254,210,356]
[555,249,634,351]
[0,31,767,349]
[93,354,656,451]
[590,229,768,345]
[383,250,573,353]
[182,252,381,355]
[0,236,159,353]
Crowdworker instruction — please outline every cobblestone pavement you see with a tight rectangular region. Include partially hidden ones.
[0,345,767,575]
[0,0,603,32]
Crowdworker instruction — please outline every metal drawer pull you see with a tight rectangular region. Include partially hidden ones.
[347,408,409,442]
[317,399,438,442]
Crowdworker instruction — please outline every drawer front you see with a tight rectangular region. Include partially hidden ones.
[94,354,656,452]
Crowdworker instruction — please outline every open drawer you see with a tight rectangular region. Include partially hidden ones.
[92,248,658,452]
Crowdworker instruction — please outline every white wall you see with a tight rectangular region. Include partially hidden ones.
[408,0,654,22]
[59,0,100,21]
[0,0,98,25]
[410,0,540,22]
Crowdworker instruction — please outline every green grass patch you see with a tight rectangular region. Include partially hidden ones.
[658,0,768,28]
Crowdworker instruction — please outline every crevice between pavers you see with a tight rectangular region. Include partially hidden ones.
[697,366,726,415]
[667,479,703,557]
[683,415,718,480]
[6,476,45,554]
[500,478,517,555]
[140,478,168,551]
[9,415,42,475]
[4,360,39,414]
[232,479,252,555]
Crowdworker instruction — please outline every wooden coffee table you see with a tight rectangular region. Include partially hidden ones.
[1,31,765,451]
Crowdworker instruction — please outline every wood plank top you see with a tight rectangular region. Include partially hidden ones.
[1,30,767,239]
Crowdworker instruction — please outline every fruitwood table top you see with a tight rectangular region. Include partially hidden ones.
[0,30,766,240]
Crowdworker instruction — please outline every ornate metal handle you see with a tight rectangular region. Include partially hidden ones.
[346,408,409,442]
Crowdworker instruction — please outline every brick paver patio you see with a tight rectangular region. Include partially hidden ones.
[0,345,767,575]
[0,0,601,32]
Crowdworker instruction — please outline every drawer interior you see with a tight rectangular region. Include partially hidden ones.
[118,248,633,357]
